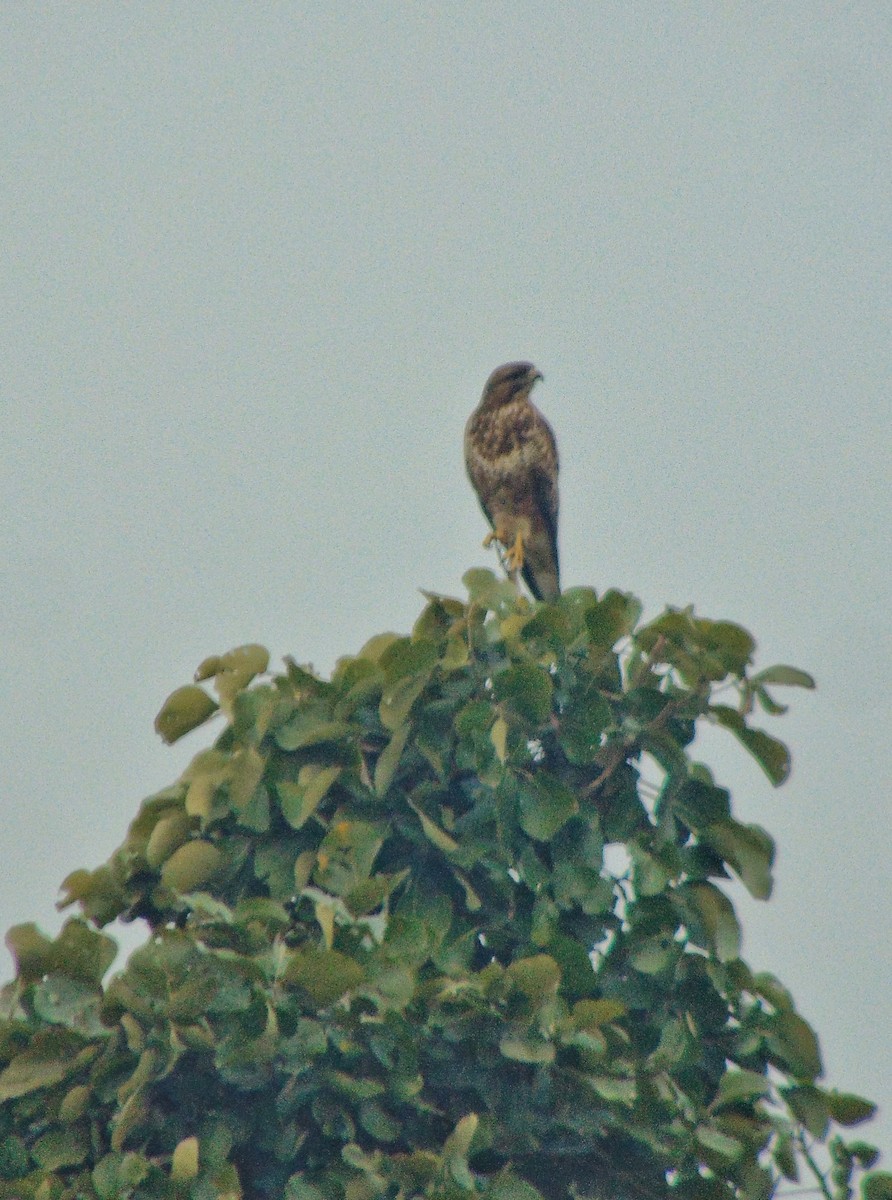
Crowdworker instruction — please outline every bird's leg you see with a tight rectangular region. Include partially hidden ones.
[505,530,526,573]
[482,524,526,583]
[482,521,513,553]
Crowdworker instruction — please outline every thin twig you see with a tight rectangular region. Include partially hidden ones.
[797,1133,834,1200]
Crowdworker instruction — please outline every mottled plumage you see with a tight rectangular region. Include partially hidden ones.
[464,361,560,601]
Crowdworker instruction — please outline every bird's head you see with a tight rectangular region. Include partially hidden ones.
[482,361,543,407]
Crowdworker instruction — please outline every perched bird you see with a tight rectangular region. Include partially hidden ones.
[464,361,560,601]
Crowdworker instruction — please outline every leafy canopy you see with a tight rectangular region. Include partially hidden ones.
[1,572,886,1200]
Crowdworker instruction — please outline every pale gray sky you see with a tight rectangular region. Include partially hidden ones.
[2,4,890,1154]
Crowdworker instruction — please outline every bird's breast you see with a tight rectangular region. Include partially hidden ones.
[465,401,536,466]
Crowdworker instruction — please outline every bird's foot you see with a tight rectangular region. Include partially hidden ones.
[505,531,526,573]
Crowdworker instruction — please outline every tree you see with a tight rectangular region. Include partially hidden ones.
[1,572,887,1200]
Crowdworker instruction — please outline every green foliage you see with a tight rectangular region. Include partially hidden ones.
[0,573,879,1200]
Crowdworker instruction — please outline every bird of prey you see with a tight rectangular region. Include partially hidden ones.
[464,361,560,602]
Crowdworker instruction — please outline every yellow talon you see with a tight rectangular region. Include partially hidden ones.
[505,532,525,572]
[483,525,525,577]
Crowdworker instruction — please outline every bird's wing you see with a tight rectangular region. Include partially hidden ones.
[522,414,560,599]
[534,415,559,558]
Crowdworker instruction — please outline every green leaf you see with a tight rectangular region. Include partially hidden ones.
[675,779,731,830]
[849,1145,881,1169]
[275,707,352,750]
[520,602,574,648]
[783,1085,830,1139]
[492,662,554,724]
[350,633,400,668]
[646,1018,688,1069]
[463,567,517,610]
[0,1034,83,1101]
[678,882,741,962]
[235,781,271,831]
[637,609,755,680]
[519,776,579,841]
[183,748,230,818]
[59,1083,91,1121]
[279,765,342,828]
[57,863,126,926]
[5,922,57,982]
[547,934,597,997]
[407,799,459,853]
[171,1135,200,1180]
[443,1112,479,1188]
[753,665,816,689]
[585,589,642,647]
[507,954,561,1000]
[51,920,117,984]
[160,840,222,892]
[154,685,218,744]
[571,999,627,1029]
[711,706,791,786]
[753,684,788,715]
[489,1172,547,1200]
[490,714,508,762]
[31,975,105,1035]
[584,1074,637,1105]
[285,1179,327,1200]
[557,691,612,763]
[751,971,795,1012]
[145,811,192,868]
[825,1090,877,1126]
[863,1173,892,1200]
[379,636,439,680]
[380,673,429,731]
[375,724,410,795]
[630,934,676,974]
[629,844,673,897]
[499,1036,556,1064]
[701,820,775,900]
[31,1127,90,1170]
[773,1130,799,1181]
[450,866,482,912]
[552,851,613,917]
[359,1101,402,1142]
[229,745,267,811]
[0,1135,29,1177]
[315,820,384,896]
[284,946,364,1006]
[697,619,756,675]
[413,594,463,636]
[772,1012,823,1080]
[92,1153,151,1199]
[232,684,278,740]
[195,642,269,683]
[328,1071,386,1100]
[713,1069,771,1108]
[695,1125,744,1159]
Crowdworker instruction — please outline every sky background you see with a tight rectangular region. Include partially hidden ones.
[2,3,890,1157]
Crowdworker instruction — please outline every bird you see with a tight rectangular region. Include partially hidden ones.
[464,361,560,602]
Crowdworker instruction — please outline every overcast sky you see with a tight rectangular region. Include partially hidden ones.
[2,4,889,1156]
